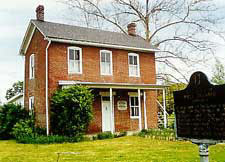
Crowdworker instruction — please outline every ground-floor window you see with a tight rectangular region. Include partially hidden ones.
[29,96,34,115]
[129,96,139,118]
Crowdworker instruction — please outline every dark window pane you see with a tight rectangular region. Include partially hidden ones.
[106,53,110,62]
[135,97,139,106]
[69,49,74,60]
[131,97,134,106]
[101,53,105,62]
[75,50,80,60]
[129,56,133,64]
[131,107,135,116]
[134,56,137,65]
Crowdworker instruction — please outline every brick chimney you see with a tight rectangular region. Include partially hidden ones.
[127,23,136,36]
[36,5,44,21]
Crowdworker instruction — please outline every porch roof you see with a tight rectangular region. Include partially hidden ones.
[58,80,168,90]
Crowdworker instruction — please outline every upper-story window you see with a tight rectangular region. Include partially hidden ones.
[128,53,140,77]
[68,47,82,74]
[29,54,35,79]
[100,50,113,75]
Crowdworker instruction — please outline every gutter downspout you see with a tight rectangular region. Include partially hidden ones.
[46,39,51,136]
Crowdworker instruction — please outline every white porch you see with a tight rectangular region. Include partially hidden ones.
[59,81,168,133]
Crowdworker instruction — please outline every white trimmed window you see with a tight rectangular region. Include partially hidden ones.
[29,96,34,114]
[68,47,82,74]
[29,54,35,79]
[129,96,139,118]
[128,53,140,77]
[100,50,113,75]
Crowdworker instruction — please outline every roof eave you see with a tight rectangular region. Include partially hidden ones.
[58,80,168,90]
[6,93,23,103]
[19,20,47,56]
[46,37,159,53]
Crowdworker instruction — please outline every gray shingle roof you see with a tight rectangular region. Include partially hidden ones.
[31,20,156,51]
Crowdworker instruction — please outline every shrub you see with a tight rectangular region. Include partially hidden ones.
[0,103,28,139]
[50,85,93,137]
[13,118,84,144]
[114,131,127,138]
[12,119,34,140]
[95,132,114,140]
[137,128,176,141]
[16,135,84,144]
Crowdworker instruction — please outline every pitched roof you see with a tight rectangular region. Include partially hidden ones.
[20,20,158,55]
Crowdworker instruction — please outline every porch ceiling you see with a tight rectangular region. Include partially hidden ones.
[58,80,168,90]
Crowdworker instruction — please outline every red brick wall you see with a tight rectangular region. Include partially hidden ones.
[48,43,156,95]
[146,90,158,128]
[24,29,48,127]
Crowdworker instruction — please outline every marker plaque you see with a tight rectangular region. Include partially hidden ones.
[174,71,225,141]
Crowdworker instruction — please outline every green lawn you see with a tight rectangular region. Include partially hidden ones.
[0,136,224,162]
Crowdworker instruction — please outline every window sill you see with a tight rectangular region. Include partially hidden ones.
[130,116,139,119]
[68,72,82,75]
[101,73,113,76]
[129,75,140,78]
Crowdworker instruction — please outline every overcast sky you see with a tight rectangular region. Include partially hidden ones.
[0,0,225,103]
[0,0,67,103]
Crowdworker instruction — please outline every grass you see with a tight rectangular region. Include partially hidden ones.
[0,136,224,162]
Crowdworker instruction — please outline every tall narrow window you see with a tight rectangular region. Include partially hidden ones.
[68,47,82,74]
[128,53,140,77]
[129,96,139,118]
[100,50,113,75]
[29,54,35,79]
[29,96,34,114]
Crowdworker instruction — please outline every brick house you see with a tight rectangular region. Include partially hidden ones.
[19,5,166,135]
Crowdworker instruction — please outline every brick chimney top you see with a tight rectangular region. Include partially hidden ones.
[36,5,44,21]
[127,23,136,36]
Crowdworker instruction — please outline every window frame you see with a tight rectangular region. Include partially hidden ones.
[129,96,139,119]
[68,46,83,74]
[29,54,35,79]
[128,53,140,77]
[29,96,34,114]
[100,50,113,76]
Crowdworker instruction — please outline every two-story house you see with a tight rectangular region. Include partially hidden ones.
[20,5,166,135]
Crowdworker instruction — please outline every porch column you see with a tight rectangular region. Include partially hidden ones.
[110,88,114,133]
[163,88,167,128]
[143,91,147,129]
[138,89,142,131]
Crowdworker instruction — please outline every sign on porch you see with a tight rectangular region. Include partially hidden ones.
[117,100,127,110]
[174,71,225,140]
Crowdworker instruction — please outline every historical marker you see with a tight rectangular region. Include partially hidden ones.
[174,71,225,140]
[174,71,225,162]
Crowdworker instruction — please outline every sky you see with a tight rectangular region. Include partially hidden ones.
[0,0,225,103]
[0,0,67,103]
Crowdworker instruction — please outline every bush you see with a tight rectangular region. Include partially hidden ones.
[16,135,84,144]
[94,132,114,140]
[50,85,93,137]
[0,104,28,139]
[13,118,84,144]
[114,131,127,138]
[137,128,176,141]
[12,119,34,140]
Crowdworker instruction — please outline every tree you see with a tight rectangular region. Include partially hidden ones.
[50,85,93,136]
[5,81,23,100]
[61,0,224,82]
[211,58,225,85]
[0,103,28,139]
